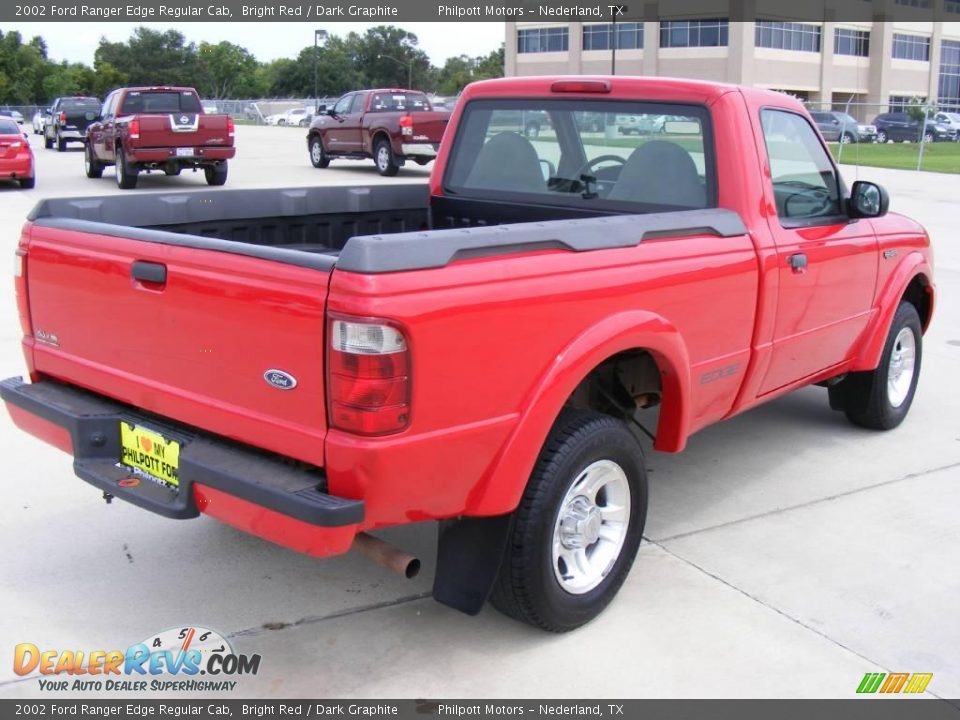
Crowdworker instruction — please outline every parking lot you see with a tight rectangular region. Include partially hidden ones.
[0,125,958,699]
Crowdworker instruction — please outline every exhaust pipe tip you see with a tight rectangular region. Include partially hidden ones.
[353,532,421,579]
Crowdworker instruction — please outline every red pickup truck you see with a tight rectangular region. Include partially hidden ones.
[306,89,449,175]
[2,77,934,631]
[84,86,236,189]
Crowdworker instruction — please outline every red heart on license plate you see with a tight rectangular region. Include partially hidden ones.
[140,436,153,453]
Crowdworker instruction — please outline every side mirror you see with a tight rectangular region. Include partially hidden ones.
[23,132,29,140]
[849,181,889,218]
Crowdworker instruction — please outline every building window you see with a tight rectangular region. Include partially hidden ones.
[660,20,729,48]
[888,95,914,112]
[894,0,931,7]
[517,27,569,54]
[755,21,822,53]
[583,23,644,51]
[939,40,960,107]
[947,0,960,14]
[834,28,870,57]
[892,34,930,61]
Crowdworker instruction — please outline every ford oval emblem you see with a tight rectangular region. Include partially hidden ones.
[264,369,297,390]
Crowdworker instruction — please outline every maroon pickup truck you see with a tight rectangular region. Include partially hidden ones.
[84,86,236,189]
[306,89,449,176]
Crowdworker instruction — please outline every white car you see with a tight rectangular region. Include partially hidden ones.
[266,108,311,126]
[32,110,45,134]
[933,111,960,139]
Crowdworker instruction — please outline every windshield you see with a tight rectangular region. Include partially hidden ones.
[443,99,714,212]
[120,91,202,114]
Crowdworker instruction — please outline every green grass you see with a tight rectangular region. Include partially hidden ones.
[829,141,960,174]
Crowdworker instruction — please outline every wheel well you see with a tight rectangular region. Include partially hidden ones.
[902,275,932,331]
[372,131,392,151]
[565,350,663,428]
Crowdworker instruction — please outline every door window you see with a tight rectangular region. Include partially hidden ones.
[761,109,842,223]
[333,95,354,115]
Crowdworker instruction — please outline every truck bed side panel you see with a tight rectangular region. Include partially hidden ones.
[327,230,758,525]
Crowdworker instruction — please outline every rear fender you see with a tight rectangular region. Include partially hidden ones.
[852,253,934,371]
[467,310,691,516]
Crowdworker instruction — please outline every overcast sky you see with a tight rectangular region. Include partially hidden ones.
[4,22,506,66]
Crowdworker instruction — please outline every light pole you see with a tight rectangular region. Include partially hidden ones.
[379,53,413,89]
[314,29,328,112]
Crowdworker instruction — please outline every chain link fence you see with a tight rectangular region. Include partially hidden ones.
[803,99,960,174]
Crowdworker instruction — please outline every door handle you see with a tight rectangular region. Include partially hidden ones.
[131,261,166,285]
[788,253,808,273]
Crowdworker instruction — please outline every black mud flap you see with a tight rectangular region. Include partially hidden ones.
[432,514,513,616]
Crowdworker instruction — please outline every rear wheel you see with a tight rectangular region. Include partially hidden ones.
[830,303,922,430]
[309,135,329,168]
[84,143,103,179]
[114,147,138,189]
[19,177,35,189]
[374,138,399,177]
[876,129,888,144]
[204,162,228,186]
[44,133,53,150]
[56,134,67,152]
[923,131,935,143]
[490,410,647,632]
[839,132,855,144]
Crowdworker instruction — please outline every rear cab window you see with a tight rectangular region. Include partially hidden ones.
[120,91,202,115]
[443,98,716,213]
[370,92,431,112]
[60,98,100,112]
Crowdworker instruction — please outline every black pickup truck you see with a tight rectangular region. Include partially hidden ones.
[44,96,101,152]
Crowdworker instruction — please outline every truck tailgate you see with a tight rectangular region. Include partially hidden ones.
[409,111,450,142]
[133,114,232,148]
[24,222,330,467]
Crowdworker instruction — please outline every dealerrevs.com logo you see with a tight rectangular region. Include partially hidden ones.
[14,626,261,692]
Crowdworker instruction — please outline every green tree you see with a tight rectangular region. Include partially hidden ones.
[436,46,504,96]
[94,27,201,88]
[197,41,261,99]
[0,30,49,103]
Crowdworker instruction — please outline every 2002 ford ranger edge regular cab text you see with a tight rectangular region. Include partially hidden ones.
[2,77,935,631]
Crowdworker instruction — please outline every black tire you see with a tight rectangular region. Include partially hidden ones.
[164,166,181,177]
[19,177,35,189]
[490,410,647,632]
[57,134,67,152]
[831,303,923,430]
[84,143,103,179]
[374,138,399,177]
[840,132,855,144]
[923,131,934,143]
[524,122,540,139]
[309,135,329,168]
[876,130,888,144]
[44,134,53,150]
[204,162,228,186]
[114,146,138,189]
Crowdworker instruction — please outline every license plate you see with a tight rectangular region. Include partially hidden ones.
[175,147,194,157]
[119,422,181,486]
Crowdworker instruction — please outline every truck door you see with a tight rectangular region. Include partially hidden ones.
[325,93,361,153]
[88,93,113,162]
[756,108,878,395]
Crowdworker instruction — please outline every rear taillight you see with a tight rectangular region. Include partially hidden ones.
[399,115,413,137]
[227,116,235,138]
[59,111,67,125]
[327,318,410,436]
[14,247,32,337]
[129,118,140,140]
